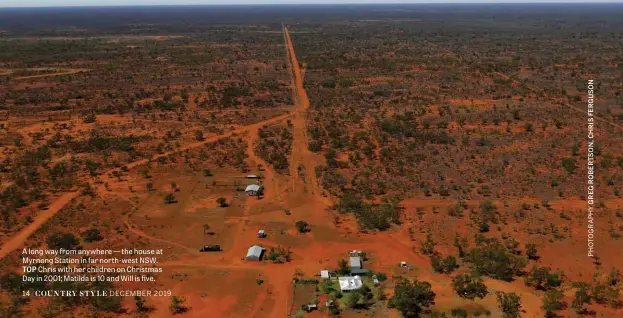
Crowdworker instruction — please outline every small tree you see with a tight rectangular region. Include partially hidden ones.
[203,224,211,234]
[478,222,490,233]
[608,268,621,286]
[545,310,560,318]
[194,130,204,141]
[420,232,436,255]
[542,289,566,312]
[453,308,470,318]
[437,255,458,274]
[139,167,150,179]
[347,292,362,309]
[203,168,212,177]
[592,282,621,308]
[525,243,539,260]
[135,295,150,313]
[295,221,310,233]
[164,193,177,204]
[169,296,187,314]
[466,238,526,282]
[592,254,601,266]
[216,197,227,207]
[337,259,350,275]
[454,234,468,258]
[82,228,103,243]
[375,272,387,281]
[452,274,488,299]
[496,292,521,318]
[571,284,591,311]
[47,232,80,250]
[389,279,436,318]
[525,266,562,291]
[561,158,577,175]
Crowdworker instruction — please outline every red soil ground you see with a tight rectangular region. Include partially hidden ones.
[3,25,620,318]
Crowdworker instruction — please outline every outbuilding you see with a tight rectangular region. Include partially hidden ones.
[246,245,264,261]
[304,304,317,312]
[348,250,362,257]
[320,270,336,279]
[245,184,262,196]
[350,256,369,274]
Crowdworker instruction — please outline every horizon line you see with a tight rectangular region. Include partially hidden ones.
[2,1,623,9]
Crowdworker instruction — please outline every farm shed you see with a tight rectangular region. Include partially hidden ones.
[320,270,336,279]
[350,256,369,274]
[246,245,264,261]
[348,250,362,257]
[245,184,262,196]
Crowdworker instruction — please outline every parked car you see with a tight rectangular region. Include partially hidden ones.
[199,245,222,252]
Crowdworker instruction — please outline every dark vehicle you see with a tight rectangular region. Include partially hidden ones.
[199,245,222,252]
[38,201,50,210]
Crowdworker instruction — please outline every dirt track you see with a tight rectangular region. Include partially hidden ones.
[284,25,326,204]
[0,191,78,259]
[13,68,89,80]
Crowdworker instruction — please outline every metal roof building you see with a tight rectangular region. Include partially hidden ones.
[246,245,264,261]
[349,256,369,274]
[338,276,363,291]
[320,270,337,279]
[245,184,262,196]
[349,256,362,268]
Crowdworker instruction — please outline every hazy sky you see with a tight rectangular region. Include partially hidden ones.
[2,0,622,8]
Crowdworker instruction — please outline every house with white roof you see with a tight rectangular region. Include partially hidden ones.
[338,276,363,292]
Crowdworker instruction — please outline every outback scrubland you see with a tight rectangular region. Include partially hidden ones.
[0,4,622,318]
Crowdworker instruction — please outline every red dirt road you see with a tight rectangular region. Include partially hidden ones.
[0,191,78,259]
[13,68,89,80]
[284,26,324,201]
